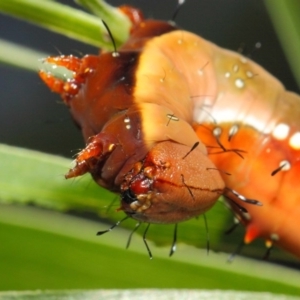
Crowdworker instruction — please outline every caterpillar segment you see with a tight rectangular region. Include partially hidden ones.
[39,5,300,258]
[134,27,300,257]
[39,18,225,224]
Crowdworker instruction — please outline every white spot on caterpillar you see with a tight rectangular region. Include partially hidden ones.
[159,69,166,82]
[225,72,230,78]
[112,52,120,58]
[279,160,291,171]
[235,78,245,89]
[246,71,254,78]
[197,69,204,76]
[272,123,289,140]
[289,132,300,149]
[124,116,131,130]
[233,64,239,73]
[213,127,222,137]
[229,124,239,138]
[240,57,248,64]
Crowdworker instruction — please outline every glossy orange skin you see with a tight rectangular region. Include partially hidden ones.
[194,124,300,258]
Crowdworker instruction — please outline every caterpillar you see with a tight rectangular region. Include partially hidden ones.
[39,4,300,259]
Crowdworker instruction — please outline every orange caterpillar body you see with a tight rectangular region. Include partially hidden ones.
[39,6,300,258]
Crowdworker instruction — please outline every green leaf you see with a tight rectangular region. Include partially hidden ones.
[1,290,300,300]
[0,204,299,295]
[0,39,48,71]
[0,143,114,213]
[264,0,300,88]
[75,0,132,40]
[0,0,130,49]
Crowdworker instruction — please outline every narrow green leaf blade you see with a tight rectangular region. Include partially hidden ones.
[0,144,114,213]
[0,204,299,294]
[0,39,48,71]
[264,0,300,88]
[0,0,130,49]
[75,0,132,40]
[1,290,299,300]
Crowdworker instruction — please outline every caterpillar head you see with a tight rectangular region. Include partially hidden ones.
[120,141,225,224]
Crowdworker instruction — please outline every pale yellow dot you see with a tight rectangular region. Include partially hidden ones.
[108,144,115,151]
[197,69,204,76]
[240,57,248,64]
[233,64,239,73]
[225,72,230,78]
[246,71,254,78]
